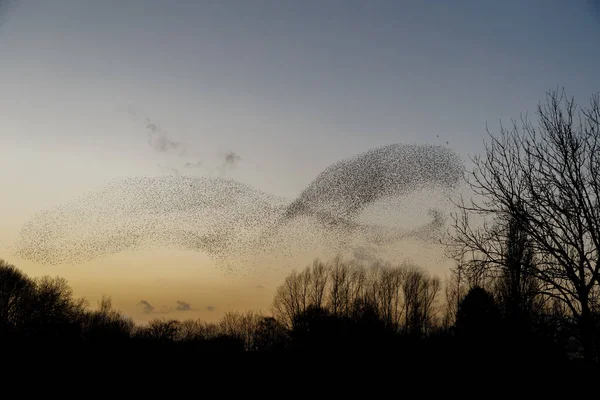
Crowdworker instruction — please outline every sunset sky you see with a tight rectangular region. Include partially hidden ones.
[0,0,599,323]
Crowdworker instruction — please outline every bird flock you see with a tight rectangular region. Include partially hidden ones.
[12,143,464,273]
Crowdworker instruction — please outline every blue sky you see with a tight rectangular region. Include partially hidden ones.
[1,1,598,201]
[1,0,599,242]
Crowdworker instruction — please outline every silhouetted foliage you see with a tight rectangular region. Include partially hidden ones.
[455,287,501,340]
[81,296,135,344]
[254,317,288,351]
[0,255,591,365]
[494,218,539,329]
[450,89,600,363]
[138,318,180,343]
[0,261,87,344]
[272,257,441,338]
[0,260,34,338]
[27,276,87,341]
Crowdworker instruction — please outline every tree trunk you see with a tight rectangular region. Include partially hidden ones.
[579,295,597,363]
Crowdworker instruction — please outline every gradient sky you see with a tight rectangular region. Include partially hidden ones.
[0,0,599,323]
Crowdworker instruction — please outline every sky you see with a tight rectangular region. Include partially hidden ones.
[0,0,599,323]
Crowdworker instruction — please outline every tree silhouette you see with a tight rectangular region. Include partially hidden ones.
[219,311,262,351]
[442,261,468,328]
[290,306,346,352]
[402,267,441,337]
[455,287,501,346]
[138,318,180,344]
[81,296,135,345]
[254,317,288,351]
[495,217,541,334]
[27,276,87,341]
[0,260,34,338]
[272,258,442,337]
[451,89,600,363]
[0,256,590,363]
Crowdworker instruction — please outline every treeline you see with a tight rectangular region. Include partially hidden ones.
[0,257,589,365]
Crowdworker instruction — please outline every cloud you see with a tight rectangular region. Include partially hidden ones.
[223,151,241,166]
[184,160,203,169]
[175,300,192,311]
[137,300,172,313]
[123,108,247,175]
[120,108,184,155]
[138,300,155,314]
[256,285,266,289]
[144,117,185,154]
[120,107,248,176]
[206,306,216,312]
[217,151,242,177]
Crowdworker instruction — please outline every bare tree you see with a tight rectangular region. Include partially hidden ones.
[451,89,600,361]
[493,217,543,330]
[421,274,442,332]
[254,317,288,351]
[308,259,328,309]
[327,256,351,316]
[81,296,135,343]
[28,275,87,339]
[442,262,468,328]
[219,310,262,351]
[0,259,35,336]
[141,318,180,343]
[374,265,403,329]
[176,319,203,342]
[272,270,310,328]
[402,267,441,336]
[272,258,350,326]
[272,257,442,336]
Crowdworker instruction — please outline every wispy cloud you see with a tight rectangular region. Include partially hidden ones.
[137,300,172,314]
[121,107,185,156]
[119,107,245,175]
[175,300,192,311]
[184,160,203,169]
[138,300,155,314]
[145,117,185,155]
[223,151,241,166]
[218,151,242,176]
